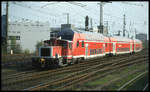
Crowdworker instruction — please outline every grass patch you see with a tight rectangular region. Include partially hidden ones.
[86,75,114,86]
[75,61,148,91]
[124,72,149,90]
[103,63,148,90]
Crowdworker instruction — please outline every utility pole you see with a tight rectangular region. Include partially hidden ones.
[67,13,69,24]
[100,2,103,30]
[97,2,104,33]
[90,18,93,29]
[123,14,126,37]
[118,30,121,36]
[6,1,9,54]
[106,21,108,35]
[128,32,129,38]
[63,13,69,24]
[135,28,137,39]
[97,2,112,34]
[85,15,89,31]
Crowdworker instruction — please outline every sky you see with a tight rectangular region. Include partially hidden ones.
[1,1,149,39]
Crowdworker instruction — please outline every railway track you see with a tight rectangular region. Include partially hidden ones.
[93,62,148,91]
[117,71,148,91]
[26,55,148,90]
[3,51,144,78]
[2,50,148,90]
[2,70,38,81]
[2,51,143,86]
[1,53,127,81]
[2,62,35,79]
[57,59,148,90]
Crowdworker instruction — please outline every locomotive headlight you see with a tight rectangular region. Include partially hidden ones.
[40,58,45,62]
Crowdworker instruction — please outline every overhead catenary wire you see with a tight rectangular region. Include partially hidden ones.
[6,2,147,24]
[7,2,147,30]
[75,2,146,25]
[10,2,68,27]
[11,2,61,17]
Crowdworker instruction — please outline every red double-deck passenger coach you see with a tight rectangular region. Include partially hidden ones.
[32,24,143,68]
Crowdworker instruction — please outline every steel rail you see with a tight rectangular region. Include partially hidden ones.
[54,58,148,90]
[117,71,148,91]
[3,53,136,86]
[25,55,148,90]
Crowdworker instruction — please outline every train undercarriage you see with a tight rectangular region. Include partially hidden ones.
[32,57,72,68]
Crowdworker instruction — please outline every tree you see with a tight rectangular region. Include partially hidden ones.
[15,43,22,54]
[34,41,43,55]
[24,48,30,54]
[9,36,22,54]
[1,44,7,55]
[10,36,16,53]
[35,41,43,50]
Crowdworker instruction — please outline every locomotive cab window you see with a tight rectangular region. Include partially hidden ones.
[63,44,67,48]
[69,43,72,49]
[62,42,67,48]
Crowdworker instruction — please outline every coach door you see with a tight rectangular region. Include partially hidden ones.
[113,43,116,54]
[130,43,132,52]
[133,42,135,52]
[85,44,88,58]
[103,44,105,54]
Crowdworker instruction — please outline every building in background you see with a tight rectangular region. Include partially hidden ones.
[136,33,147,43]
[103,26,108,36]
[97,25,108,36]
[1,15,6,44]
[7,20,51,53]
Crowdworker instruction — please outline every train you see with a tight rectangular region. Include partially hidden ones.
[32,24,143,68]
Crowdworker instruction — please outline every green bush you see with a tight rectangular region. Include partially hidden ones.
[24,48,30,54]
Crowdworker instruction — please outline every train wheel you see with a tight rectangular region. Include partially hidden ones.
[58,58,67,67]
[73,59,78,64]
[32,61,39,68]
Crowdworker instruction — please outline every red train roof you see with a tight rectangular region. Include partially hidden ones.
[58,28,107,41]
[112,36,132,42]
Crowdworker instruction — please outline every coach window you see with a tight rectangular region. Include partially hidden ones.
[62,42,67,48]
[99,49,102,54]
[97,49,99,54]
[95,49,96,54]
[77,41,79,47]
[105,43,107,47]
[82,41,84,47]
[90,49,92,55]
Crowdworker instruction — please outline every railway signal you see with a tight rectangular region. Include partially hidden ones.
[123,14,126,37]
[121,2,143,7]
[41,2,60,8]
[85,15,89,31]
[68,2,86,7]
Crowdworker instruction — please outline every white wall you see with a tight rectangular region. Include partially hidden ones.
[8,21,51,53]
